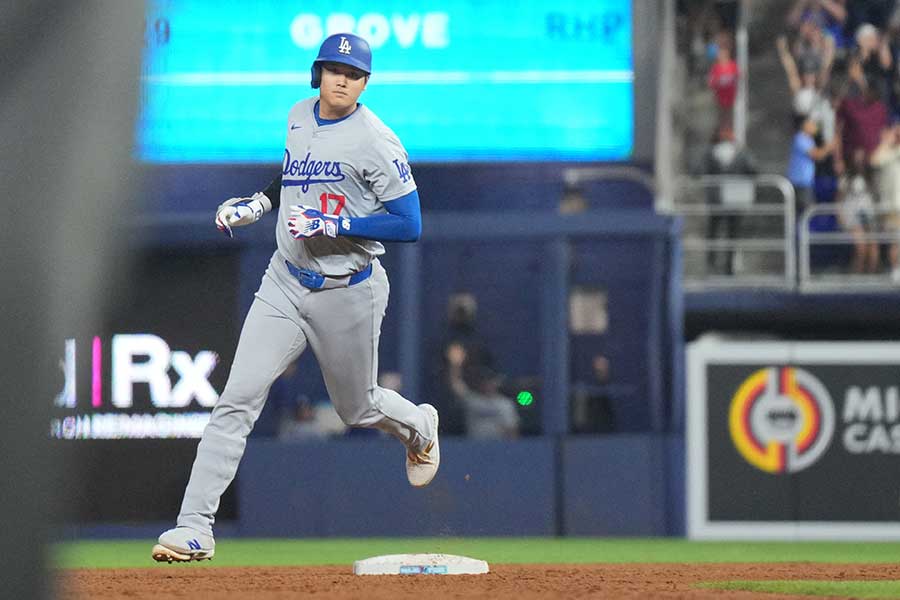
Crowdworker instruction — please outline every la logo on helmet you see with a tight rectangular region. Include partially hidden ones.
[338,36,352,54]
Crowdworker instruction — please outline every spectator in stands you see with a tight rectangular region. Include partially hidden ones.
[870,123,900,279]
[698,123,758,274]
[837,74,889,161]
[777,34,835,130]
[707,31,739,128]
[436,293,495,435]
[251,358,348,440]
[789,0,850,53]
[819,82,842,146]
[789,12,838,84]
[448,362,520,440]
[442,293,493,370]
[779,34,842,204]
[883,12,900,118]
[683,0,738,78]
[807,86,844,233]
[838,147,880,272]
[789,115,837,214]
[277,394,346,441]
[845,0,896,39]
[570,354,616,434]
[847,23,893,99]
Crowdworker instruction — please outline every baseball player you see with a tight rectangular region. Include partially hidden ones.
[152,33,439,563]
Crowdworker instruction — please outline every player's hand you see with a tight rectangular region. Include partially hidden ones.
[215,193,267,238]
[215,204,255,238]
[287,205,339,239]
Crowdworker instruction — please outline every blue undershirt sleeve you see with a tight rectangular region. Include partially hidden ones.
[338,189,422,242]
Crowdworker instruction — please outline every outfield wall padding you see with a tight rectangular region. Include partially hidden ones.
[239,438,558,537]
[239,435,683,537]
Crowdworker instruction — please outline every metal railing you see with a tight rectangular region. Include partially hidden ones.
[654,0,677,212]
[665,174,796,290]
[563,165,656,194]
[799,203,900,292]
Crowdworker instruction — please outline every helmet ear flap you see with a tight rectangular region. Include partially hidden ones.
[310,64,322,89]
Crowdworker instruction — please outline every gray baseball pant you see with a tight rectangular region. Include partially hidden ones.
[176,257,433,535]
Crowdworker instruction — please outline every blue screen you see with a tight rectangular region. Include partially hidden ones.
[138,1,633,163]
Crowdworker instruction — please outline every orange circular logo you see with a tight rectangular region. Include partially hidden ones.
[729,367,835,474]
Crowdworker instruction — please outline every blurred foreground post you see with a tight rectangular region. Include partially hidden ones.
[0,2,142,597]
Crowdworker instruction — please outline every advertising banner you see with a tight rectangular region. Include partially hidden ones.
[52,249,241,522]
[688,339,900,539]
[51,249,239,440]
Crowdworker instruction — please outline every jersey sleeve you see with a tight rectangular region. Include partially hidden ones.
[361,129,417,202]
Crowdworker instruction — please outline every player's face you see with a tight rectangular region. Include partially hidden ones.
[319,62,368,118]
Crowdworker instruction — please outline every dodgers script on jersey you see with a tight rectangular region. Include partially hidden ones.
[273,97,417,276]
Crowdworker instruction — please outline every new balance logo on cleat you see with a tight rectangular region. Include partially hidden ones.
[154,527,214,563]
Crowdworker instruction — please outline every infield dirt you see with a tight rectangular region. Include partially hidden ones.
[60,562,900,599]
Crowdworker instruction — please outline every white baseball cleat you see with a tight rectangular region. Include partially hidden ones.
[152,527,215,563]
[406,404,440,487]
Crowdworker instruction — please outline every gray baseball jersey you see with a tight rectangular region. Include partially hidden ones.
[172,98,435,539]
[275,97,417,276]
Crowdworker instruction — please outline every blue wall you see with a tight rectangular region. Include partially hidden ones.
[239,438,558,537]
[560,435,684,535]
[237,435,685,537]
[62,435,687,539]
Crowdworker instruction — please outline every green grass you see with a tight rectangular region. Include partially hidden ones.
[699,580,900,599]
[54,538,900,570]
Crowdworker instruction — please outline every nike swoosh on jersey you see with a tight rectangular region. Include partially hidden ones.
[291,124,302,130]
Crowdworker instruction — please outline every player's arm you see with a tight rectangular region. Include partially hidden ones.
[338,190,422,241]
[215,171,282,237]
[287,190,422,242]
[261,173,282,211]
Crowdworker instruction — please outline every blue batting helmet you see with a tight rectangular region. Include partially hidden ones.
[310,33,372,89]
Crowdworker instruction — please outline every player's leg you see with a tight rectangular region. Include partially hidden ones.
[303,261,437,460]
[158,274,307,559]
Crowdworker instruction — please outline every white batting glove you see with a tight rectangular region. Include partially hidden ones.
[287,205,340,239]
[215,192,270,238]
